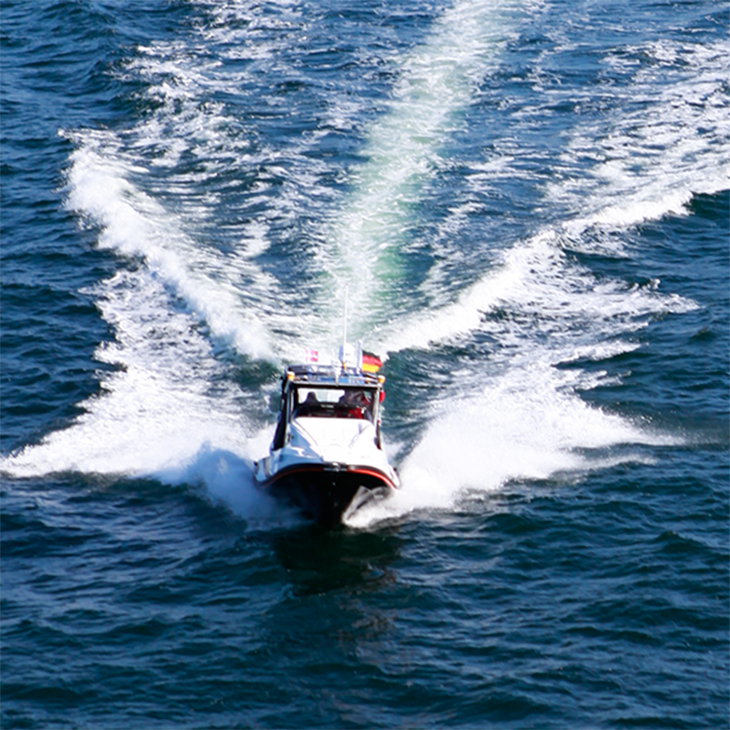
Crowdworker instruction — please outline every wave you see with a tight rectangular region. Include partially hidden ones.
[62,129,278,360]
[315,0,524,334]
[555,38,730,246]
[3,1,726,527]
[347,365,677,529]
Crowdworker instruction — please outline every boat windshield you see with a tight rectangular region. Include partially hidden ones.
[293,386,374,421]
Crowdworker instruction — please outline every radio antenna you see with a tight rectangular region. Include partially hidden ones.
[341,283,349,369]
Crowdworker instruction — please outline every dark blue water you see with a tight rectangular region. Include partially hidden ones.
[2,1,728,727]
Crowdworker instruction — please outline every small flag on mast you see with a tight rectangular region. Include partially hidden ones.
[361,351,382,373]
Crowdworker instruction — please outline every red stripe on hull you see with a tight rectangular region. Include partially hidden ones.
[259,463,397,491]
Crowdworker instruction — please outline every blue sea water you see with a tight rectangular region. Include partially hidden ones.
[1,0,728,727]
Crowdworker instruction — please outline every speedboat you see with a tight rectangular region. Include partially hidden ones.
[254,343,399,526]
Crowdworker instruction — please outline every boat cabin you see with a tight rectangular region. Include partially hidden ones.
[271,365,385,450]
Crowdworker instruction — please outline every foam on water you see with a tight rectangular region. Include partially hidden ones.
[346,29,727,527]
[63,129,278,360]
[347,365,674,528]
[349,234,690,527]
[384,35,728,352]
[318,0,523,335]
[350,32,729,524]
[3,1,724,529]
[555,38,730,247]
[377,228,696,357]
[1,10,313,504]
[2,268,247,475]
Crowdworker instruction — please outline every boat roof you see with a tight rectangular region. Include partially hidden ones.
[284,364,382,388]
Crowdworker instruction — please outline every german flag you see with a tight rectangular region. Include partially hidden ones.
[361,351,383,374]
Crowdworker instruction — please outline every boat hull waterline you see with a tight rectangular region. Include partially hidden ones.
[258,463,396,527]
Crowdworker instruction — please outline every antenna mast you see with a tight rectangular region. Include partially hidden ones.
[341,283,349,369]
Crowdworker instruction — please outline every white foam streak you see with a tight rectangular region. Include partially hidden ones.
[65,130,276,361]
[154,433,305,525]
[379,230,695,355]
[385,35,727,351]
[555,38,730,245]
[347,365,675,528]
[1,269,254,480]
[321,0,520,332]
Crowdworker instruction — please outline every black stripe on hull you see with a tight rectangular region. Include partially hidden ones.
[259,465,395,527]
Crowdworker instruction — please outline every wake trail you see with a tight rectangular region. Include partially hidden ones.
[347,32,730,527]
[5,2,726,529]
[318,0,522,340]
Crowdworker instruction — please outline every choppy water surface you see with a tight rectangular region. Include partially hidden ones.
[2,1,728,727]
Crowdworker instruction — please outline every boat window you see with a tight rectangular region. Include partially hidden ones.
[293,387,374,420]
